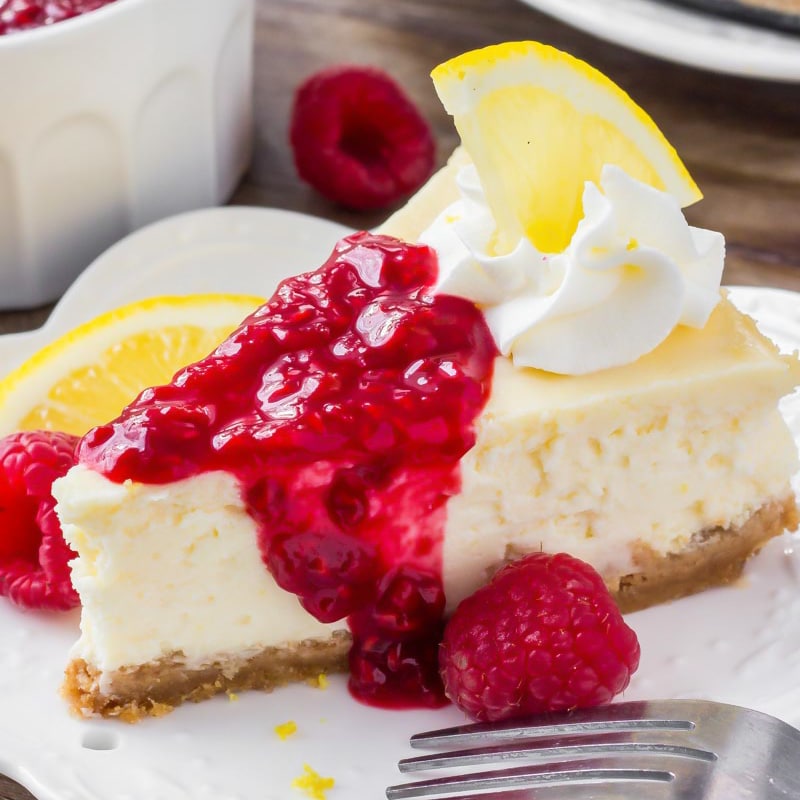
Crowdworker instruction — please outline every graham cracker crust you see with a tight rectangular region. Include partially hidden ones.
[610,495,797,613]
[63,495,797,721]
[63,630,351,723]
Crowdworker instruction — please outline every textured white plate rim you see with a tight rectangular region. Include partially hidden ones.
[518,0,800,81]
[0,205,798,800]
[0,206,352,379]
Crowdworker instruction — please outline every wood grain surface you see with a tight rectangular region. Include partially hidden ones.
[1,0,799,798]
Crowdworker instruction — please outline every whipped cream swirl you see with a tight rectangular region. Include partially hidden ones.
[420,164,725,375]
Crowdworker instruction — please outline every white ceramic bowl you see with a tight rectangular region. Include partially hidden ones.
[0,0,254,310]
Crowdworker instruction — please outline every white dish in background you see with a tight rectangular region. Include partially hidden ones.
[518,0,800,81]
[0,0,254,310]
[0,206,798,800]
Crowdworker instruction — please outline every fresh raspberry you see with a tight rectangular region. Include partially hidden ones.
[440,552,640,722]
[290,65,435,210]
[0,431,80,611]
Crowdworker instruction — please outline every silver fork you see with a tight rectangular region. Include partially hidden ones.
[386,699,800,799]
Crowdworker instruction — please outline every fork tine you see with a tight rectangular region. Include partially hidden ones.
[410,701,693,749]
[389,784,675,800]
[394,700,800,800]
[386,756,679,799]
[406,787,671,800]
[399,735,716,772]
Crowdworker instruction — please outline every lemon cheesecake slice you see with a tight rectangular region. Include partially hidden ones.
[53,43,800,720]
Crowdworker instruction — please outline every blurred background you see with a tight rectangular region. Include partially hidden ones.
[2,0,799,340]
[232,0,799,285]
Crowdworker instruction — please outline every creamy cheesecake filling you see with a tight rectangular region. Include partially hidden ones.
[56,468,346,686]
[445,366,798,607]
[445,297,800,602]
[55,293,800,685]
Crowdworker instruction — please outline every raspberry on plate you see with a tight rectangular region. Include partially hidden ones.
[290,65,435,211]
[0,430,80,611]
[439,552,641,722]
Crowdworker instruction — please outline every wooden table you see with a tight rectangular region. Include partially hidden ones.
[1,0,798,797]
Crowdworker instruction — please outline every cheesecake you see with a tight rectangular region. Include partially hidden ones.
[54,43,800,720]
[54,252,800,720]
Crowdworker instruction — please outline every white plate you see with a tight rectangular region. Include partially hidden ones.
[519,0,800,81]
[0,206,799,800]
[0,207,351,378]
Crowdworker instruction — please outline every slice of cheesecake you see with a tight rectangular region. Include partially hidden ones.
[54,43,800,721]
[382,145,800,610]
[54,227,799,720]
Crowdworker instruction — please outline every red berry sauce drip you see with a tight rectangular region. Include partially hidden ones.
[78,232,497,708]
[0,0,117,35]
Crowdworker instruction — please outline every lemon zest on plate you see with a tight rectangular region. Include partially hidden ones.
[292,763,334,799]
[275,720,298,740]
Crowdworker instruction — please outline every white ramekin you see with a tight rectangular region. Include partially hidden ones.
[0,0,254,309]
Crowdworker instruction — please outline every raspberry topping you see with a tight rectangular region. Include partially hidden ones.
[290,66,435,211]
[79,233,497,708]
[0,0,117,35]
[440,552,641,721]
[0,430,80,610]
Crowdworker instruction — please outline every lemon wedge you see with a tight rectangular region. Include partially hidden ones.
[431,41,702,254]
[0,294,263,437]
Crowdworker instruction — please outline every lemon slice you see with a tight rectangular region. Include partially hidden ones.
[0,294,263,437]
[431,41,702,254]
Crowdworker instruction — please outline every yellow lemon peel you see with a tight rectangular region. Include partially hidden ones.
[292,764,335,800]
[431,41,701,255]
[307,673,329,690]
[275,720,298,740]
[0,294,263,437]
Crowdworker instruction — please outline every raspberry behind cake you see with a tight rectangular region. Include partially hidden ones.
[54,42,800,720]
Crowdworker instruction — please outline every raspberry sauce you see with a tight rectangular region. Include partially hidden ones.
[79,232,497,708]
[0,0,118,35]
